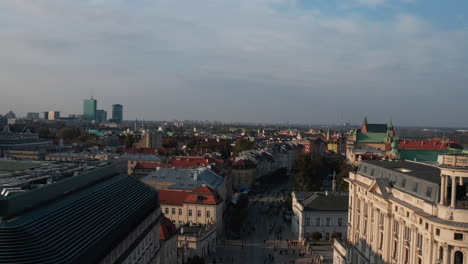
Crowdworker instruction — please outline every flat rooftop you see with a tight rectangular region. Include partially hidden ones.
[0,160,110,197]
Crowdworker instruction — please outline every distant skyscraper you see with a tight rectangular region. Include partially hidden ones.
[48,111,60,121]
[83,97,97,121]
[4,111,16,119]
[112,104,123,123]
[96,110,107,123]
[26,112,40,120]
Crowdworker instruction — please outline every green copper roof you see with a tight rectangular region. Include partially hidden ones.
[400,149,465,162]
[357,133,388,143]
[0,172,159,264]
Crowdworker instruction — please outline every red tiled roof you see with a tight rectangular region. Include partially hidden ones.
[159,190,189,205]
[166,156,214,169]
[159,216,177,240]
[134,162,159,170]
[399,139,462,150]
[184,186,223,205]
[159,187,223,206]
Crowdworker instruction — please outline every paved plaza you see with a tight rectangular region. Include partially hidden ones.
[209,181,333,264]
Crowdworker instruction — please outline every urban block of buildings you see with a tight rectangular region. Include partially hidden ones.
[334,154,468,264]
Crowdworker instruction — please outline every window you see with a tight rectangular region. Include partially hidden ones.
[404,226,411,241]
[363,166,367,173]
[439,247,443,260]
[425,223,429,230]
[417,233,423,249]
[454,233,463,240]
[379,232,383,249]
[316,218,321,226]
[172,208,176,215]
[325,232,330,240]
[401,179,406,188]
[189,210,192,216]
[206,211,211,218]
[305,217,310,226]
[412,183,418,192]
[326,218,331,226]
[394,220,400,234]
[165,208,169,214]
[426,187,433,197]
[338,218,343,227]
[179,209,182,215]
[454,251,464,264]
[371,168,375,176]
[197,210,201,217]
[419,218,422,225]
[436,228,440,236]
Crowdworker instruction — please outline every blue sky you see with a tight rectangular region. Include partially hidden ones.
[0,0,467,127]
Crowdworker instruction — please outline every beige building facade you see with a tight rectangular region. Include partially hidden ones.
[159,186,224,234]
[342,156,468,264]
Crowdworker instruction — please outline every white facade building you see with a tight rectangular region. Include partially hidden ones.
[341,156,468,264]
[291,191,348,241]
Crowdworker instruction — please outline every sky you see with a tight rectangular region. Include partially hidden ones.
[0,0,467,127]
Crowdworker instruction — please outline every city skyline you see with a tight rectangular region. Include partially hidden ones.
[1,0,467,127]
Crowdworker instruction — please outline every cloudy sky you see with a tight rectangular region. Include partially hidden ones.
[1,0,467,127]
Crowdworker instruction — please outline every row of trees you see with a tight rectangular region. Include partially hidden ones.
[293,154,349,192]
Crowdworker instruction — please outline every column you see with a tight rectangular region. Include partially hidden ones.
[383,214,392,263]
[443,246,449,264]
[440,175,446,205]
[451,176,457,208]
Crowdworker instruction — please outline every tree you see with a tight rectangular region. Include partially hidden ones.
[234,138,255,152]
[310,232,322,241]
[124,134,136,148]
[162,137,177,148]
[58,128,81,140]
[331,232,342,240]
[219,142,233,159]
[337,163,350,191]
[38,127,55,139]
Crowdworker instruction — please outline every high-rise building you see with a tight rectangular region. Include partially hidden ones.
[83,97,97,121]
[43,112,49,120]
[48,111,60,120]
[96,110,107,123]
[0,161,162,264]
[335,156,468,264]
[112,104,123,123]
[26,112,40,120]
[4,111,16,119]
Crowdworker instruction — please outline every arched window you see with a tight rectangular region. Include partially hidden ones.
[439,247,444,260]
[454,251,464,264]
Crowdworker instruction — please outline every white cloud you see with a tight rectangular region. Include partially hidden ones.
[0,0,467,126]
[355,0,387,7]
